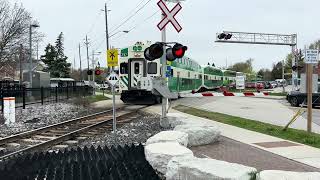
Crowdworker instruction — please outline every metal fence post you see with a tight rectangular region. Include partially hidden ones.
[41,87,44,105]
[66,86,69,99]
[22,87,26,109]
[55,87,58,102]
[1,89,3,112]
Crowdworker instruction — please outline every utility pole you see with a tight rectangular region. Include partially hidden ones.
[28,24,39,88]
[85,35,90,81]
[19,44,23,86]
[29,26,33,88]
[282,60,285,93]
[79,43,83,81]
[92,50,96,83]
[161,11,167,121]
[73,57,76,73]
[105,3,109,51]
[36,41,39,61]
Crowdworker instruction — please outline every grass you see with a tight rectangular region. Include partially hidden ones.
[95,89,120,95]
[85,95,110,103]
[174,105,320,149]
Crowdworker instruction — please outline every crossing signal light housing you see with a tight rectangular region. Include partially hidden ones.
[217,33,232,40]
[144,42,163,61]
[292,65,303,71]
[166,43,188,61]
[87,70,93,75]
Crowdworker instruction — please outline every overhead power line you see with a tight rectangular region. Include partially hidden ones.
[112,10,159,41]
[109,0,153,34]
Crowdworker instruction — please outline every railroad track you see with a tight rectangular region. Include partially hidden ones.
[0,105,147,161]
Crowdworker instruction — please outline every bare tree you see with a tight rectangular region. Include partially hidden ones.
[0,0,32,63]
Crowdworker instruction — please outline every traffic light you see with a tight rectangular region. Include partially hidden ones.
[217,33,232,40]
[166,43,188,61]
[87,70,93,75]
[95,69,102,75]
[144,42,163,61]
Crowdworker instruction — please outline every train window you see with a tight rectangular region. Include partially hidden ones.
[188,72,190,78]
[221,77,223,81]
[134,63,139,74]
[198,74,202,79]
[147,62,157,74]
[120,63,128,74]
[204,75,208,80]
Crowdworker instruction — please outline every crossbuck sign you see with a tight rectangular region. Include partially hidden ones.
[157,0,182,33]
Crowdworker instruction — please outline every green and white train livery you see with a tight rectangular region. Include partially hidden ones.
[119,41,237,104]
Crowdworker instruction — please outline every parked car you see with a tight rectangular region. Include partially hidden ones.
[287,91,320,107]
[245,82,256,88]
[257,81,268,89]
[270,81,278,88]
[228,82,236,88]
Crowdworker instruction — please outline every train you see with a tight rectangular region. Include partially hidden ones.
[118,41,239,104]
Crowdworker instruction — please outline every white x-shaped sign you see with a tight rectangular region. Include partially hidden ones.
[157,0,182,33]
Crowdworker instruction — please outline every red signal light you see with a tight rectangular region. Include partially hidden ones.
[174,48,184,57]
[166,43,188,61]
[95,69,101,75]
[173,44,187,58]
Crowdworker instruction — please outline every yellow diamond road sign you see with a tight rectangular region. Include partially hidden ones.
[107,49,119,67]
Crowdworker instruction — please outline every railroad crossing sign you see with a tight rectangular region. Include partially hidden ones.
[106,72,119,86]
[157,0,182,33]
[107,49,119,67]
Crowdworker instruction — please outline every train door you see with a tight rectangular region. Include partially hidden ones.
[129,58,145,89]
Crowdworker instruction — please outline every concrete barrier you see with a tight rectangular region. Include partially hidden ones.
[174,125,220,146]
[166,156,257,180]
[144,142,194,174]
[146,131,189,147]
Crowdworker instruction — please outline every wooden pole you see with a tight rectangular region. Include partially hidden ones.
[307,64,313,133]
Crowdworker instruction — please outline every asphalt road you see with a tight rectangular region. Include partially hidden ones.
[173,96,320,133]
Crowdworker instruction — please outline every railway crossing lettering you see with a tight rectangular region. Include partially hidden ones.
[157,0,182,33]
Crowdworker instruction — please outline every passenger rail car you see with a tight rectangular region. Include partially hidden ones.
[119,41,243,104]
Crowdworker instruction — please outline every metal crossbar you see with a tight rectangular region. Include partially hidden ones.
[215,31,297,46]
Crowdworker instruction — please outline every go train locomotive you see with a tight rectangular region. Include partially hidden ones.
[119,41,237,104]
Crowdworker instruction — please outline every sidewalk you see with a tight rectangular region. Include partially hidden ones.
[143,104,320,170]
[92,92,123,109]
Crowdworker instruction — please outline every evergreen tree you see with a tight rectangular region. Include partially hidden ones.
[41,32,71,78]
[55,32,64,59]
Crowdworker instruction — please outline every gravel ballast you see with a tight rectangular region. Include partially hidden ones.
[0,102,102,138]
[78,112,168,148]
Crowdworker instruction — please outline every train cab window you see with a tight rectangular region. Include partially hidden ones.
[120,63,128,74]
[147,62,157,74]
[198,74,202,79]
[134,63,140,74]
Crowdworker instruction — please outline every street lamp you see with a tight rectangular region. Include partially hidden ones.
[29,23,40,88]
[108,30,129,39]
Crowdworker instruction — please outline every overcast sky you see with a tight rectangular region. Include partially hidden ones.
[18,0,320,70]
